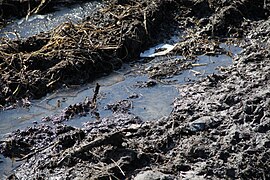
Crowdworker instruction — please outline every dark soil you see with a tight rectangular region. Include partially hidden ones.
[0,0,270,179]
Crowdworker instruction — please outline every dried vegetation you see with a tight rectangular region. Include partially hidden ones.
[0,0,178,106]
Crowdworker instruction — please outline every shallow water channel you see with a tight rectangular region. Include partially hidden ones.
[0,43,242,139]
[0,43,242,177]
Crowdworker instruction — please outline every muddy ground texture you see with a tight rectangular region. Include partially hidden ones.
[0,0,270,179]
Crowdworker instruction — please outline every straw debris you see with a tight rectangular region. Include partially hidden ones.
[0,0,178,106]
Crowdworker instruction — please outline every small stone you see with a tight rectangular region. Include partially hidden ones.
[128,93,139,99]
[134,170,175,180]
[188,116,218,132]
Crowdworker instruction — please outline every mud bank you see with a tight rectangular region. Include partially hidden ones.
[0,0,270,179]
[1,0,269,107]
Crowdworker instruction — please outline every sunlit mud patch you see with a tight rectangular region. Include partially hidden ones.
[0,1,102,39]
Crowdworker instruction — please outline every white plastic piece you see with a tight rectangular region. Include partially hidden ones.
[140,43,176,58]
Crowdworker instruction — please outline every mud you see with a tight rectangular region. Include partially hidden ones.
[0,0,179,107]
[0,0,270,179]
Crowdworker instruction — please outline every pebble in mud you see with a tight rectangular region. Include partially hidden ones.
[134,170,175,180]
[128,93,139,99]
[135,80,157,88]
[105,100,133,113]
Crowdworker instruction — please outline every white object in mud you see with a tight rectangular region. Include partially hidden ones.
[140,43,176,58]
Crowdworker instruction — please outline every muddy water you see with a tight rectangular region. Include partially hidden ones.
[0,2,242,177]
[0,43,242,138]
[0,65,177,138]
[0,1,102,39]
[0,44,242,178]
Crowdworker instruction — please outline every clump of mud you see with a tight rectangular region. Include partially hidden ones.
[0,0,270,179]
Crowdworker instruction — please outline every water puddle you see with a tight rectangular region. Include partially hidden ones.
[0,154,21,179]
[0,43,242,138]
[0,43,242,178]
[0,1,102,39]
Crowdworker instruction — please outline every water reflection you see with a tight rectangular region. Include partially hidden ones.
[0,43,242,139]
[0,1,102,39]
[0,43,242,179]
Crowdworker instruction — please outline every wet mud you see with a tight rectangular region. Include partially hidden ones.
[0,0,270,179]
[0,0,179,107]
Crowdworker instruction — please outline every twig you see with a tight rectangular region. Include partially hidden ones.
[92,83,100,105]
[110,158,126,177]
[72,132,124,156]
[143,10,148,35]
[18,141,59,161]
